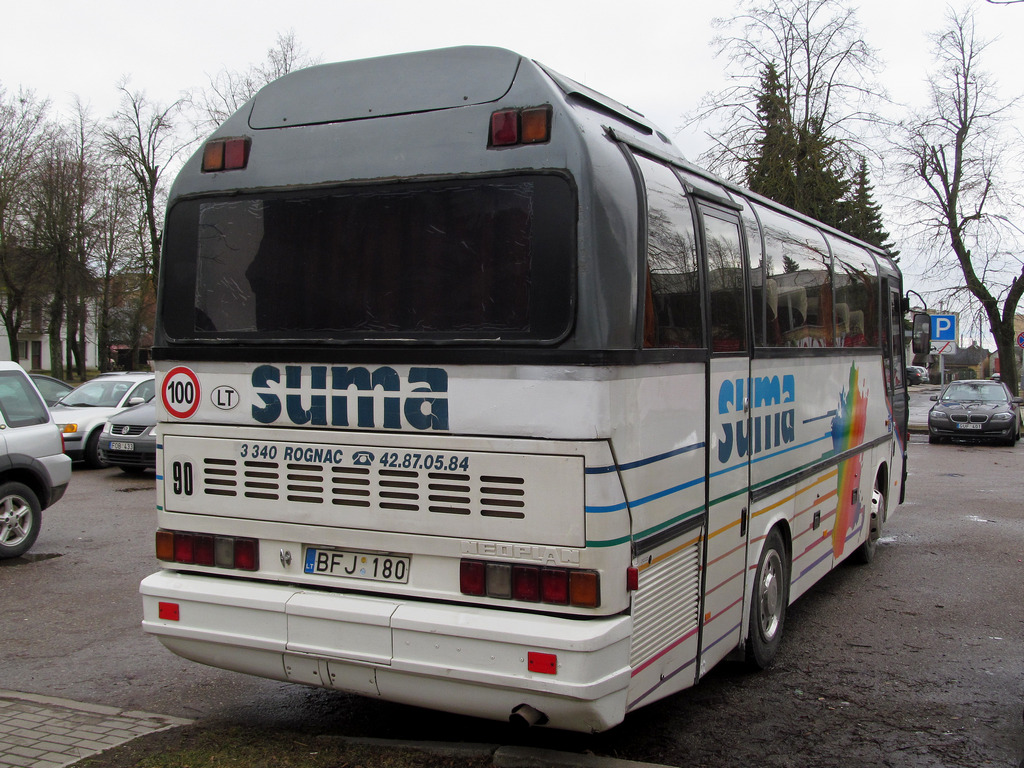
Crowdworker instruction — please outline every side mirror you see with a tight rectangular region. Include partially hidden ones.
[911,313,931,355]
[930,395,938,401]
[126,396,145,407]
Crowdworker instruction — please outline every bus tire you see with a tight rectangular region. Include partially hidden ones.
[853,479,886,565]
[746,528,788,670]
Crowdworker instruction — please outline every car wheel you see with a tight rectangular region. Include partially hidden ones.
[853,480,886,565]
[0,482,42,559]
[928,433,940,444]
[84,430,109,469]
[746,528,789,670]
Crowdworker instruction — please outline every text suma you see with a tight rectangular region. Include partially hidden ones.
[718,375,796,463]
[251,365,449,431]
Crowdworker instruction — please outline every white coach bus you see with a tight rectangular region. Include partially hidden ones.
[141,46,921,732]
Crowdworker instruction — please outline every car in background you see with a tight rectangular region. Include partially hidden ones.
[50,373,155,468]
[98,401,156,474]
[0,362,72,559]
[906,366,929,385]
[928,379,1023,446]
[30,374,74,406]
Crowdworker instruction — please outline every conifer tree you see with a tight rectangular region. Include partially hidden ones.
[842,157,897,256]
[745,63,797,205]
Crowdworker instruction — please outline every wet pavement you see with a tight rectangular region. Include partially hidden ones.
[0,690,190,767]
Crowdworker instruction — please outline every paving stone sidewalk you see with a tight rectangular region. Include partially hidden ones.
[0,690,191,768]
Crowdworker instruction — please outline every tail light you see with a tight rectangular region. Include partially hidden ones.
[460,559,599,607]
[488,105,552,147]
[156,530,259,571]
[202,137,250,172]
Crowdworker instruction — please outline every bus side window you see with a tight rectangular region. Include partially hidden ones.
[702,210,747,354]
[635,155,702,349]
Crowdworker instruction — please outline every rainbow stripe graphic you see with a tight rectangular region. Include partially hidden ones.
[830,362,869,557]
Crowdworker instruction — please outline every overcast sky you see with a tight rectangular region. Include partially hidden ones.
[3,0,1023,338]
[4,0,1021,156]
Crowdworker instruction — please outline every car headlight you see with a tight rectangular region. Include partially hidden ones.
[101,422,112,435]
[929,411,948,421]
[58,423,78,434]
[990,413,1013,422]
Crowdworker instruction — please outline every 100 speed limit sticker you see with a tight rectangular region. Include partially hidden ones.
[162,366,201,419]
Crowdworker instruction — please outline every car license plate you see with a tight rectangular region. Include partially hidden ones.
[109,441,135,451]
[303,547,410,583]
[956,423,982,430]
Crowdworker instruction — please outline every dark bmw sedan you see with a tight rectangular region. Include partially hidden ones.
[928,379,1023,445]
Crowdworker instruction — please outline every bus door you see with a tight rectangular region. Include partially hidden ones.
[696,203,751,678]
[885,281,908,500]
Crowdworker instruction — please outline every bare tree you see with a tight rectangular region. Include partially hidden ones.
[686,0,884,181]
[893,6,1023,392]
[186,31,321,136]
[102,83,187,293]
[0,85,50,364]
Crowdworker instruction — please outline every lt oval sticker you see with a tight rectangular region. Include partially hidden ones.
[211,386,240,410]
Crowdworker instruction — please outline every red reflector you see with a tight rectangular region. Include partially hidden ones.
[540,568,569,604]
[528,651,557,674]
[234,538,259,571]
[223,138,249,170]
[626,566,639,591]
[490,110,519,146]
[460,560,486,596]
[158,602,180,621]
[512,566,541,602]
[173,533,194,563]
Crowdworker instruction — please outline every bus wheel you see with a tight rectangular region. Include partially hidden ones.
[746,528,788,670]
[853,480,886,565]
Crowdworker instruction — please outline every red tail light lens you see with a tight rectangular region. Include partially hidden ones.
[541,568,569,604]
[173,533,195,563]
[513,566,541,602]
[460,560,486,595]
[489,110,519,146]
[193,535,215,566]
[234,538,258,571]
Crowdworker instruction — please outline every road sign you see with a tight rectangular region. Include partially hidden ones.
[1017,332,1024,349]
[931,314,957,342]
[930,340,957,355]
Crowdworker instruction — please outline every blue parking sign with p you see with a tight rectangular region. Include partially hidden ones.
[931,314,957,342]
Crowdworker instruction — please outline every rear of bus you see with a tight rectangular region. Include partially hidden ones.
[141,47,667,732]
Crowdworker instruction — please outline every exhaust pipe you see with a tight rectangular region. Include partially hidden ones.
[509,703,548,728]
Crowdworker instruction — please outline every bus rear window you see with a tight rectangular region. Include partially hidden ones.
[161,176,575,343]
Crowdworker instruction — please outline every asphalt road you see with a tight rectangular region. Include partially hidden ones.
[1,395,1022,766]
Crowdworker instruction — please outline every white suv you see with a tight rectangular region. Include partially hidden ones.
[51,373,155,468]
[0,362,72,559]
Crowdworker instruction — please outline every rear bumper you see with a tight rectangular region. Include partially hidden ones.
[140,570,633,732]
